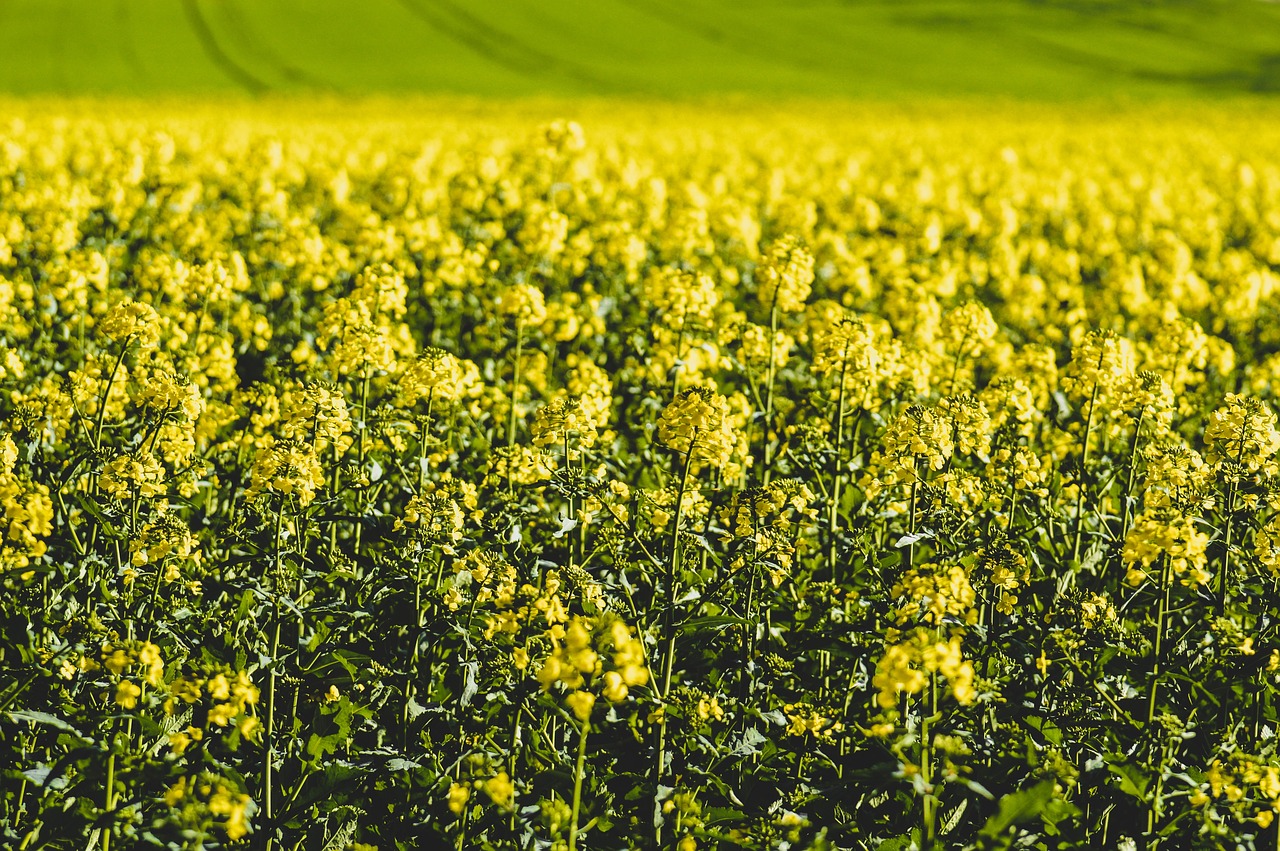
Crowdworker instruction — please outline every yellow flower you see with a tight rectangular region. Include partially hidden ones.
[756,235,814,313]
[566,689,596,722]
[208,703,236,726]
[531,397,598,453]
[1204,394,1280,471]
[483,771,514,810]
[447,782,470,815]
[943,302,999,361]
[496,283,548,326]
[115,680,142,709]
[102,646,132,675]
[1061,329,1134,404]
[399,347,470,407]
[646,268,720,327]
[601,670,628,703]
[244,439,325,506]
[164,776,188,808]
[657,387,735,470]
[100,452,166,501]
[1122,508,1210,586]
[169,726,204,755]
[99,299,162,351]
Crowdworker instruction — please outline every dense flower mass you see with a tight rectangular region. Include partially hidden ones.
[4,100,1280,850]
[1123,508,1212,587]
[657,387,736,470]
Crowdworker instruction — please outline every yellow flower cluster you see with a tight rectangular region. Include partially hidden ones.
[717,480,817,581]
[398,347,471,407]
[530,397,599,454]
[1203,394,1280,472]
[891,563,978,627]
[756,235,814,313]
[132,369,204,424]
[279,383,353,453]
[244,439,325,506]
[861,405,953,500]
[986,446,1050,497]
[1141,442,1212,511]
[1189,756,1280,830]
[314,266,410,377]
[1122,508,1211,587]
[942,302,999,362]
[496,282,548,326]
[535,615,649,719]
[783,702,844,741]
[563,353,613,429]
[1060,329,1134,404]
[939,394,992,457]
[394,491,465,548]
[1078,593,1119,631]
[978,543,1030,615]
[99,451,166,500]
[657,387,735,470]
[486,445,551,487]
[647,268,720,327]
[101,641,165,709]
[873,628,976,710]
[0,434,53,572]
[1255,516,1280,578]
[163,772,252,841]
[98,299,162,351]
[165,665,260,740]
[129,513,199,573]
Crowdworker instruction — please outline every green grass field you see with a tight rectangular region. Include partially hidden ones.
[1,0,1279,99]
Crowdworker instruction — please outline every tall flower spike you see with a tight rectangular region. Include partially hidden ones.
[756,236,814,313]
[1203,394,1280,472]
[657,387,735,470]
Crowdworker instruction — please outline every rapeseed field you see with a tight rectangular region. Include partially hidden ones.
[2,100,1280,849]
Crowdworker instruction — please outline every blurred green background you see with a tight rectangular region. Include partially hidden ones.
[1,0,1278,99]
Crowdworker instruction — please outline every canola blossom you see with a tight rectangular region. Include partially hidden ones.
[3,100,1280,850]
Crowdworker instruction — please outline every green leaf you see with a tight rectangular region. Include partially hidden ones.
[6,710,86,737]
[978,780,1056,841]
[1108,759,1151,800]
[306,697,356,762]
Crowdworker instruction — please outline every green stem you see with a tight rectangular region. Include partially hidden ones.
[670,313,687,401]
[94,339,132,451]
[762,303,779,485]
[354,363,372,555]
[1121,411,1145,538]
[739,552,759,702]
[828,354,851,579]
[1218,481,1235,617]
[920,671,938,851]
[418,390,435,493]
[655,438,696,847]
[404,555,425,746]
[907,457,921,570]
[568,719,590,851]
[508,699,522,835]
[1218,415,1250,615]
[1071,370,1103,565]
[1147,556,1171,725]
[101,744,116,851]
[264,506,285,833]
[508,322,524,451]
